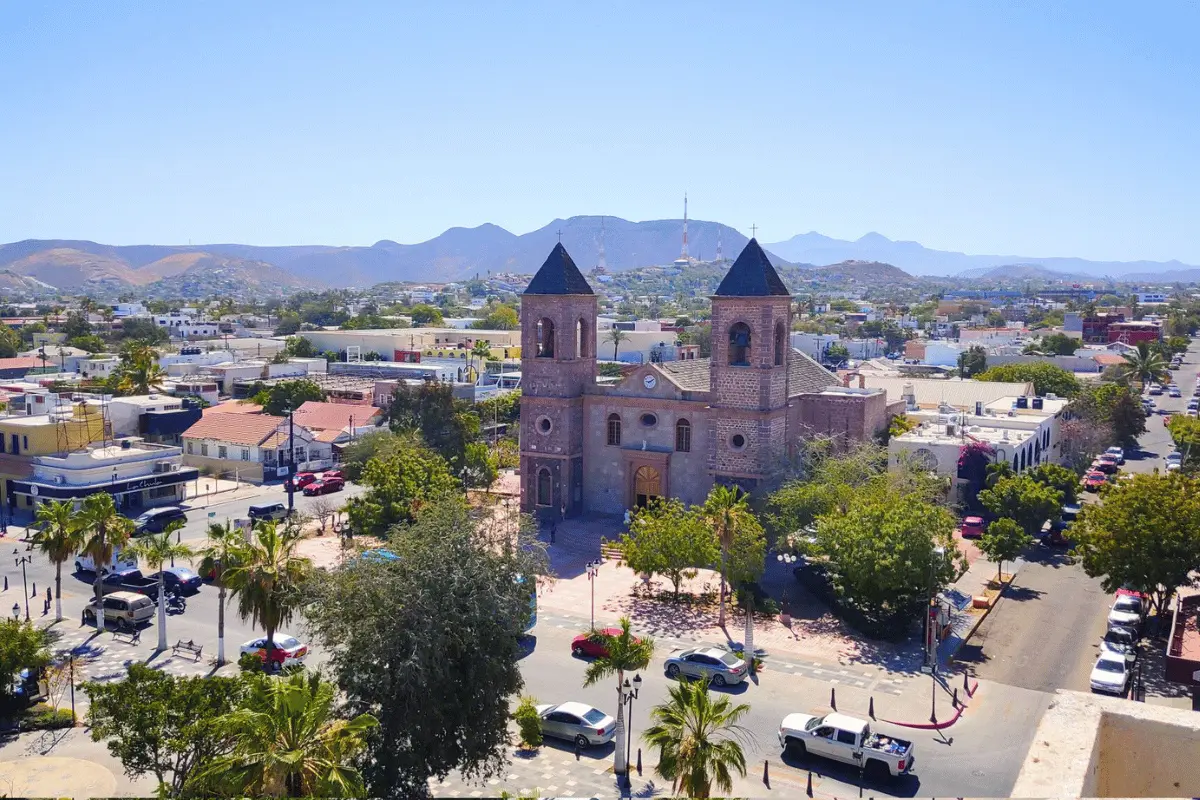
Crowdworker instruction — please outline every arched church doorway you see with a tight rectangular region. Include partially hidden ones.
[633,465,662,508]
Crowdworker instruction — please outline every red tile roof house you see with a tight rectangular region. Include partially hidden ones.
[181,412,333,483]
[291,401,382,446]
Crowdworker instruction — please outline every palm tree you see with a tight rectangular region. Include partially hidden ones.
[703,485,751,627]
[1120,341,1169,390]
[222,523,312,668]
[115,341,166,395]
[642,679,752,799]
[198,671,378,797]
[34,499,85,622]
[198,521,243,666]
[78,493,134,631]
[470,340,492,384]
[582,616,655,779]
[126,521,195,651]
[604,327,628,360]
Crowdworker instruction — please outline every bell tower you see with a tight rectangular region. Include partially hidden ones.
[519,243,596,517]
[708,238,793,489]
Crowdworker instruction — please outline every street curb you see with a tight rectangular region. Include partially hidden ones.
[879,679,979,730]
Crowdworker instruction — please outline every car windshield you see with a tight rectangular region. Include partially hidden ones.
[719,651,742,666]
[804,715,826,731]
[1114,598,1141,612]
[1096,660,1124,673]
[272,636,300,649]
[582,708,607,725]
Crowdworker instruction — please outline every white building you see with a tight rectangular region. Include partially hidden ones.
[110,302,148,318]
[153,313,220,339]
[181,411,333,482]
[1136,292,1169,304]
[76,355,121,381]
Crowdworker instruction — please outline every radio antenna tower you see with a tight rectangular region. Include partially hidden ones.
[597,216,607,271]
[680,194,689,261]
[716,226,723,264]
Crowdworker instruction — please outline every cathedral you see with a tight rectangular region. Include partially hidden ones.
[518,238,892,516]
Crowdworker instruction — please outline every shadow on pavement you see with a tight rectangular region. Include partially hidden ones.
[1138,636,1194,699]
[1002,585,1045,602]
[779,748,922,797]
[517,634,537,660]
[539,737,615,762]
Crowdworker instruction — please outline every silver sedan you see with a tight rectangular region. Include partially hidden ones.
[535,702,616,748]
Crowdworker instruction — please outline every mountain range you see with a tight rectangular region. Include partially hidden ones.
[2,218,1198,292]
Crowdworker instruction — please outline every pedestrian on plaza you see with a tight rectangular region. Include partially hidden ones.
[550,523,557,544]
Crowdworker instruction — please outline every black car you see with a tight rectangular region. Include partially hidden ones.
[149,566,203,594]
[134,506,187,534]
[248,503,289,522]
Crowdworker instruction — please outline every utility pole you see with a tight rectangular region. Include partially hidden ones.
[286,407,295,514]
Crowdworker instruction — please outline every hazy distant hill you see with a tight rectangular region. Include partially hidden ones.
[811,260,917,284]
[0,217,783,289]
[765,231,1200,279]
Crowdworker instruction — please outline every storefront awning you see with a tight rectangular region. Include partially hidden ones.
[8,467,201,501]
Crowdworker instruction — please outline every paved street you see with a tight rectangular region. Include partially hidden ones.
[960,338,1200,697]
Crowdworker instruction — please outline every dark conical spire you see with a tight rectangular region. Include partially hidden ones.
[524,242,594,295]
[713,238,790,297]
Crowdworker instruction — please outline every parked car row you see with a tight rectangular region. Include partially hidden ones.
[1091,592,1146,696]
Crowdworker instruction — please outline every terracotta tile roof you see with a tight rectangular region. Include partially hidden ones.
[313,428,344,443]
[0,357,44,371]
[205,401,264,415]
[1093,354,1126,366]
[183,413,286,446]
[292,401,380,431]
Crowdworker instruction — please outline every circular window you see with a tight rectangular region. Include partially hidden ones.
[730,433,747,451]
[537,416,553,434]
[640,413,658,428]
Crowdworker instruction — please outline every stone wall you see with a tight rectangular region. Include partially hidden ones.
[792,390,891,447]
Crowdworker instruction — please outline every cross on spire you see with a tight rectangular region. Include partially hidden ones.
[750,224,758,239]
[557,229,563,243]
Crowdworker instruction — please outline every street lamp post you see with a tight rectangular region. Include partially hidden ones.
[14,550,32,621]
[285,405,296,515]
[620,674,642,785]
[926,545,946,723]
[586,559,601,629]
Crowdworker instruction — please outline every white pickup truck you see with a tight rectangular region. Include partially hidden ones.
[779,712,915,778]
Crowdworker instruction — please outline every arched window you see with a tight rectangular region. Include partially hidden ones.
[537,468,552,506]
[1019,449,1026,471]
[774,321,786,366]
[607,413,622,446]
[728,322,752,366]
[536,318,555,358]
[675,419,692,453]
[577,318,588,358]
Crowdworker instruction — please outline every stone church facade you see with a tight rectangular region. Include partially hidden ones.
[519,239,891,517]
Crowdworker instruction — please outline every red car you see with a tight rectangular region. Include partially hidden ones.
[320,469,345,481]
[290,472,318,491]
[1116,586,1148,602]
[1083,471,1109,492]
[959,516,985,539]
[1164,414,1173,427]
[303,476,345,496]
[571,628,643,659]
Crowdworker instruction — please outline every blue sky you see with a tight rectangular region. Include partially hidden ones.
[3,1,1199,262]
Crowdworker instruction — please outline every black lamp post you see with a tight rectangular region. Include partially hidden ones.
[585,559,601,629]
[285,405,295,514]
[14,549,32,621]
[622,674,642,785]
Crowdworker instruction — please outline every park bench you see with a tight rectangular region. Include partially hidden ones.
[172,639,203,661]
[111,628,140,645]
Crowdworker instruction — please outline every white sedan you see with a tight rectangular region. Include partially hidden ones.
[1090,652,1130,695]
[1107,596,1143,631]
[240,633,309,668]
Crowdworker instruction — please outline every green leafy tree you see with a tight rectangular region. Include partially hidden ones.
[409,304,444,326]
[1069,383,1147,447]
[583,617,655,780]
[79,493,135,630]
[119,317,170,344]
[977,517,1033,584]
[957,345,987,377]
[469,340,493,382]
[1119,341,1169,389]
[702,485,756,626]
[126,524,195,651]
[978,475,1063,538]
[641,679,751,799]
[1168,415,1200,470]
[0,619,50,703]
[619,500,718,600]
[67,334,108,353]
[303,498,548,798]
[61,310,92,340]
[471,304,519,330]
[115,341,166,395]
[34,499,85,621]
[461,441,498,491]
[513,696,543,749]
[282,336,316,358]
[887,414,918,441]
[813,490,961,634]
[198,522,243,666]
[83,665,244,796]
[222,523,313,668]
[250,379,325,417]
[345,441,458,535]
[976,362,1081,397]
[198,671,378,798]
[0,323,20,357]
[1028,332,1080,356]
[1025,463,1080,504]
[1072,472,1200,617]
[385,380,478,468]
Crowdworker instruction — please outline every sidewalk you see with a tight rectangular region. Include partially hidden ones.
[937,555,1024,667]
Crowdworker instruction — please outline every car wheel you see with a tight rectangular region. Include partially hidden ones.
[864,759,889,780]
[784,737,806,757]
[666,663,681,678]
[118,618,131,632]
[572,644,585,657]
[712,673,727,687]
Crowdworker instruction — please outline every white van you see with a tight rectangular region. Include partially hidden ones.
[75,549,138,575]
